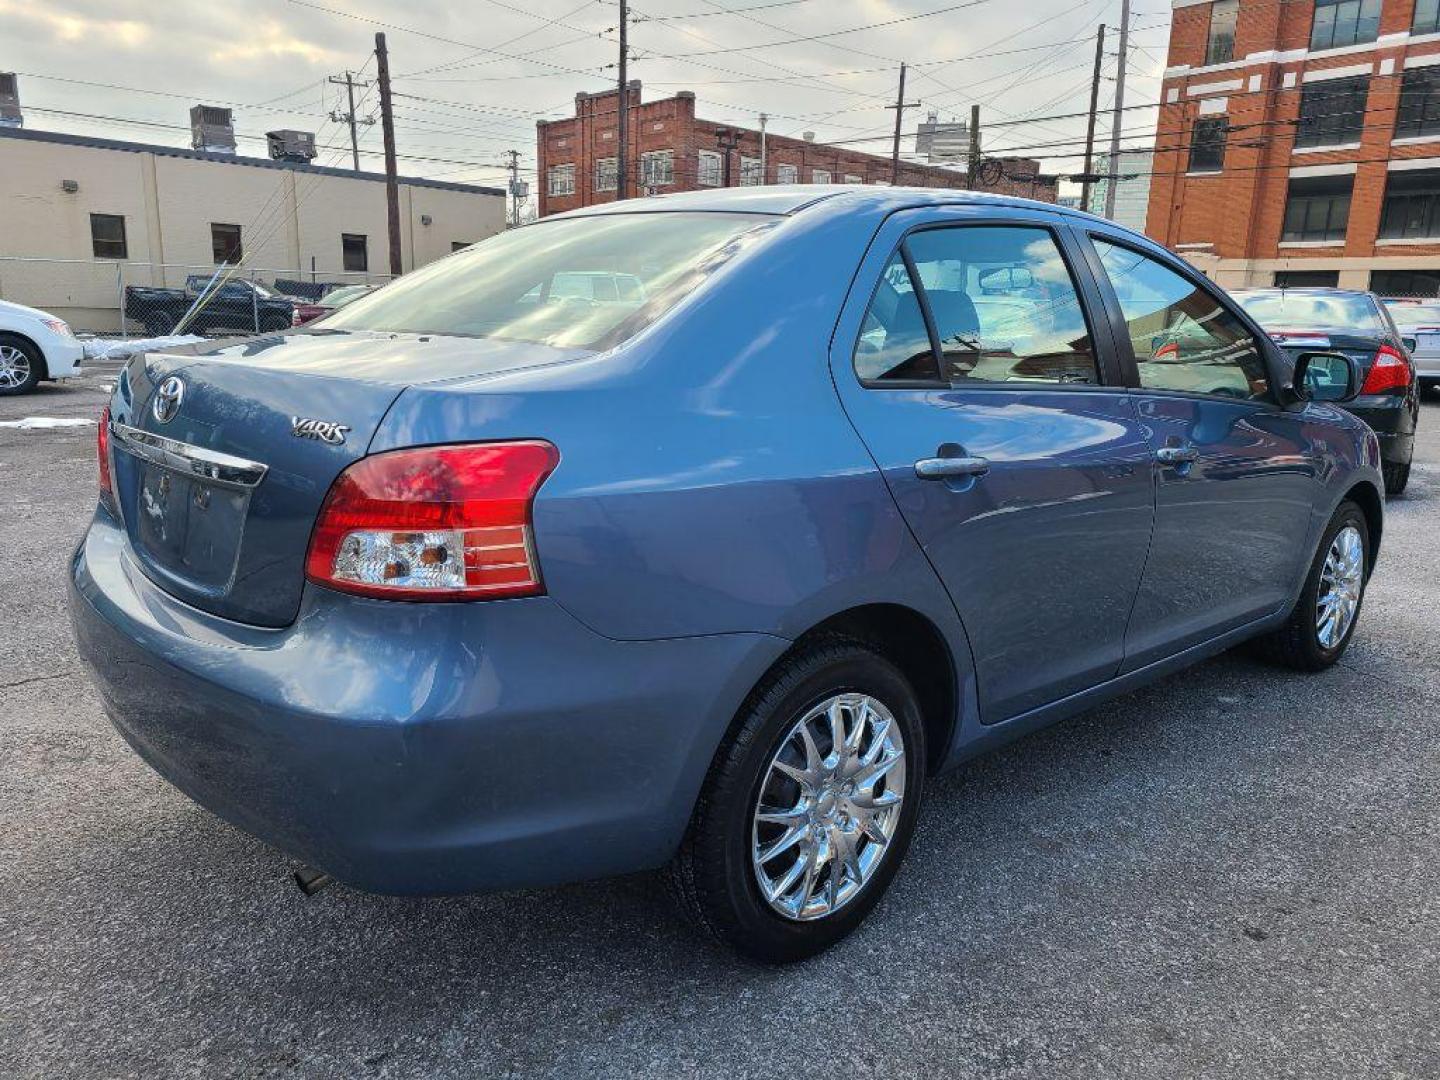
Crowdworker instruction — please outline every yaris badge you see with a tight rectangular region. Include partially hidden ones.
[291,417,350,445]
[152,376,185,424]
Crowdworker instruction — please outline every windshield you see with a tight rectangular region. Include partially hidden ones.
[323,212,776,350]
[1383,300,1440,328]
[1233,291,1383,333]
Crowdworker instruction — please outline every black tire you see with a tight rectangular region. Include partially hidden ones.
[1251,500,1369,672]
[1383,460,1411,497]
[261,317,290,333]
[142,312,178,336]
[668,639,927,963]
[0,333,43,396]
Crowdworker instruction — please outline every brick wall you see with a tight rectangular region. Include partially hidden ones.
[1146,0,1440,276]
[537,84,1058,217]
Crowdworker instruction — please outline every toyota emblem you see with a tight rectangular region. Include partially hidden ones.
[152,376,185,424]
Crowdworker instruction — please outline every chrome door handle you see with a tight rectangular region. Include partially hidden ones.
[1155,445,1200,465]
[914,455,990,480]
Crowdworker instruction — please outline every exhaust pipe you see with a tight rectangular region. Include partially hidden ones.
[293,866,334,896]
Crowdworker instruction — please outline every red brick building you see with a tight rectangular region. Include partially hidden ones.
[1150,0,1440,294]
[536,83,1058,218]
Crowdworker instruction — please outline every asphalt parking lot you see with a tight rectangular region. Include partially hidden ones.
[3,363,1439,1079]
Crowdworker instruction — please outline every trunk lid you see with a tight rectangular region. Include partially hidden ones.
[108,330,589,626]
[1268,329,1384,384]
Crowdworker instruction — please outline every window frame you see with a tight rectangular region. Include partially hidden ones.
[697,149,723,187]
[1378,169,1440,240]
[776,163,799,184]
[1417,0,1440,36]
[594,156,618,193]
[341,232,368,272]
[851,218,1119,393]
[210,222,242,265]
[89,212,128,259]
[1294,74,1370,149]
[1188,116,1228,173]
[1204,0,1238,66]
[1309,0,1382,52]
[1077,229,1284,404]
[547,164,576,197]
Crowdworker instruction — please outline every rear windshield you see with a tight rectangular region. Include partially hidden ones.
[322,212,775,350]
[1233,291,1383,334]
[1383,301,1440,328]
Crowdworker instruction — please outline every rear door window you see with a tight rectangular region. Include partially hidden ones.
[854,251,941,384]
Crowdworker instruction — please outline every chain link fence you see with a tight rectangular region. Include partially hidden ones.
[0,257,394,339]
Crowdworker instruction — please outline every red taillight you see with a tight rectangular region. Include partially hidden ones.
[1360,344,1413,395]
[305,441,559,601]
[97,405,114,497]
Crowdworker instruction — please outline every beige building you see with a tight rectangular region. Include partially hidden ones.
[0,126,506,329]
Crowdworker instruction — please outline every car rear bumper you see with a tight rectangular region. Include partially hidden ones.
[69,508,787,895]
[1344,394,1417,465]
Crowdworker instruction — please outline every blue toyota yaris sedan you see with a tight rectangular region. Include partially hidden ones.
[71,187,1384,962]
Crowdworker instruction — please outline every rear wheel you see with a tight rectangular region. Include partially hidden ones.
[1383,460,1411,497]
[0,334,42,395]
[668,640,926,963]
[1252,501,1368,671]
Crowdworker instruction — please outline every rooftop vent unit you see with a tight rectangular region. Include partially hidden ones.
[266,129,317,163]
[190,105,236,154]
[0,72,21,128]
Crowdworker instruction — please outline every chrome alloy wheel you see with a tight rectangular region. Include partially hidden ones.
[0,344,31,390]
[1316,524,1364,649]
[751,692,907,921]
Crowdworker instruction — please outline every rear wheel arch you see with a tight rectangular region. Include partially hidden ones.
[749,604,959,777]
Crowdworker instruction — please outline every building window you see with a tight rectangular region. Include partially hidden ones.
[640,150,675,187]
[1188,117,1228,172]
[594,157,617,192]
[211,223,242,264]
[1282,175,1352,243]
[547,164,575,197]
[451,241,471,252]
[342,233,368,272]
[1309,0,1381,51]
[1371,268,1440,296]
[1274,270,1340,288]
[1395,66,1440,140]
[698,149,723,187]
[843,173,864,184]
[1380,169,1440,239]
[812,169,832,184]
[776,163,799,184]
[89,213,127,259]
[1205,0,1238,65]
[1295,75,1369,148]
[1417,0,1440,36]
[739,156,762,186]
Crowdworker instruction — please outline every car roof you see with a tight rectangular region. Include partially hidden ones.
[547,183,1099,223]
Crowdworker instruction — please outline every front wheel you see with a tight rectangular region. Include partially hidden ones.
[0,334,42,395]
[1252,501,1369,671]
[668,640,927,963]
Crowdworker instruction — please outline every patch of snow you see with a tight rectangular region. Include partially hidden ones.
[0,416,97,430]
[81,335,204,361]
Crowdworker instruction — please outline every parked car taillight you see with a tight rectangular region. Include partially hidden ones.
[97,406,114,498]
[305,441,559,601]
[1360,344,1413,395]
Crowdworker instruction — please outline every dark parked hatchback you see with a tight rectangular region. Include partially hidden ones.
[1232,288,1420,495]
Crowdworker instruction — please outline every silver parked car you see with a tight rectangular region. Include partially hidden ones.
[1383,298,1440,394]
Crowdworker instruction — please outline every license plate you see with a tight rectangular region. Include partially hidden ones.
[136,462,251,593]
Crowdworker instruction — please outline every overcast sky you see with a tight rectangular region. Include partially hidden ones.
[0,0,1169,199]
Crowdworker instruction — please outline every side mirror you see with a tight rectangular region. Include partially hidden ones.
[1402,335,1418,354]
[1293,350,1360,404]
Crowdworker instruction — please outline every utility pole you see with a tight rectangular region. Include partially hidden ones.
[1080,24,1106,213]
[617,0,629,200]
[759,113,768,181]
[715,127,740,187]
[966,105,981,189]
[1105,0,1131,219]
[505,149,523,228]
[374,32,402,276]
[886,63,919,185]
[327,70,374,172]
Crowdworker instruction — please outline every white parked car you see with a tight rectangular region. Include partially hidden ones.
[0,299,84,395]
